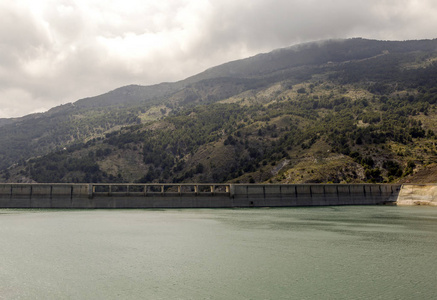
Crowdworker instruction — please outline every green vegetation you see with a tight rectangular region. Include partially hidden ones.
[2,38,437,184]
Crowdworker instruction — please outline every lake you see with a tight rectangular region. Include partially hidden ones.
[0,206,436,299]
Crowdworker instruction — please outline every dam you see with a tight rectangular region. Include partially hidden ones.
[0,183,402,208]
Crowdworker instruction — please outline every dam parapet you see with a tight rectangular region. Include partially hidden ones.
[0,183,401,208]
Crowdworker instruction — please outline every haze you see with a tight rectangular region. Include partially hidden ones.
[1,0,436,118]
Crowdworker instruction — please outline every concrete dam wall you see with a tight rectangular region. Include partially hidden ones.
[0,183,401,208]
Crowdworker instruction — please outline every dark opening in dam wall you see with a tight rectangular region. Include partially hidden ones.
[0,183,401,208]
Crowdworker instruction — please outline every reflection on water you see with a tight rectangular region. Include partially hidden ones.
[0,206,436,299]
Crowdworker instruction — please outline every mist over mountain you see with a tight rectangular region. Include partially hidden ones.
[2,38,437,184]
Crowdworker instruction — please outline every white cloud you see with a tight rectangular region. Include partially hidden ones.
[0,88,48,117]
[0,0,436,118]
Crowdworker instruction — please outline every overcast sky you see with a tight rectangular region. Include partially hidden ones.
[1,0,437,118]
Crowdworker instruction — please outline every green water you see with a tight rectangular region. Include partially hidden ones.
[0,206,436,299]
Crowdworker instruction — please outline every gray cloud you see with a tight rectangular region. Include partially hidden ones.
[0,0,436,118]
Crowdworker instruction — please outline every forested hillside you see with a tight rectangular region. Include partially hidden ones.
[2,38,437,184]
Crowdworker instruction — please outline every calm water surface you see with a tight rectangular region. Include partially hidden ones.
[0,206,436,299]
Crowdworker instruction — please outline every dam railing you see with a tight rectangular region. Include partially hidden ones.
[91,183,231,197]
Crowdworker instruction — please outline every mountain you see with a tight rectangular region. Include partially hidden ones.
[2,37,437,184]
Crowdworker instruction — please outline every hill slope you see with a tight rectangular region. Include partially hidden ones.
[2,38,437,184]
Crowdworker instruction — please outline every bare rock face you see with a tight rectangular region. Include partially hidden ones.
[397,185,437,206]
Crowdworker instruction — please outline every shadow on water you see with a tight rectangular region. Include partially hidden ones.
[207,206,437,239]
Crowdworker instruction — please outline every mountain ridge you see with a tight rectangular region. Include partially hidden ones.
[2,37,437,184]
[2,37,436,122]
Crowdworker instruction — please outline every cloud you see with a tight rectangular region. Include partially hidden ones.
[0,0,436,118]
[0,88,49,117]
